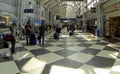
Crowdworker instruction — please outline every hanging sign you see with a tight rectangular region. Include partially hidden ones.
[91,7,96,12]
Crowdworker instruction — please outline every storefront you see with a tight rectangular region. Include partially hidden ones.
[0,16,9,28]
[104,1,120,38]
[86,7,97,35]
[109,16,120,37]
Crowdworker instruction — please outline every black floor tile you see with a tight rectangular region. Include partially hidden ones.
[57,44,74,48]
[42,64,51,74]
[0,55,14,63]
[42,44,53,47]
[15,47,27,52]
[86,56,115,68]
[30,49,50,56]
[15,58,31,71]
[78,43,92,47]
[103,38,120,43]
[50,58,83,68]
[96,42,108,45]
[103,46,119,52]
[55,49,76,57]
[81,48,101,55]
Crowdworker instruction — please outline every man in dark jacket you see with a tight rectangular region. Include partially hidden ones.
[55,26,61,41]
[39,22,45,45]
[25,21,31,45]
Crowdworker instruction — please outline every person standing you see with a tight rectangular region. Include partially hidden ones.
[10,23,17,37]
[9,23,16,54]
[25,21,32,45]
[39,22,45,45]
[55,26,61,41]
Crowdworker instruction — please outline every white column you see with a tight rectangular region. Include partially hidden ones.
[17,0,23,26]
[36,0,41,20]
[83,13,87,32]
[97,3,104,36]
[82,0,87,32]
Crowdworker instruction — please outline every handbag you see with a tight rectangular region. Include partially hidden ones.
[3,35,14,41]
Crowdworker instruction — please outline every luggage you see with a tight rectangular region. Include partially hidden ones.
[69,32,73,36]
[0,41,4,49]
[30,33,37,45]
[0,41,9,49]
[30,33,36,40]
[3,35,14,41]
[0,41,10,59]
[3,41,9,48]
[30,39,37,45]
[54,33,58,39]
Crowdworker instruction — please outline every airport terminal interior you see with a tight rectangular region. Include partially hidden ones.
[0,0,120,74]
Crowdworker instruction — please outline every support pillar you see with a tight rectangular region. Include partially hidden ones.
[97,3,104,37]
[82,0,87,32]
[83,13,87,32]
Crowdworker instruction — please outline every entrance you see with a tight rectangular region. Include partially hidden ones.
[109,16,120,38]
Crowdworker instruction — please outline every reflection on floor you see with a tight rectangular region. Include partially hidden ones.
[0,29,120,74]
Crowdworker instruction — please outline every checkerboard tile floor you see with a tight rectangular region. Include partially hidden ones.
[0,29,120,74]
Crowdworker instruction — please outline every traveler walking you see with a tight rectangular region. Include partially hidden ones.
[54,26,61,41]
[39,22,45,45]
[25,21,32,45]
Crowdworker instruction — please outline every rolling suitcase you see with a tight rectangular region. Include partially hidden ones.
[30,39,37,45]
[69,32,73,36]
[30,33,37,45]
[54,33,58,39]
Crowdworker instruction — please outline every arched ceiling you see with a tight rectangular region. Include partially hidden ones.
[40,0,84,18]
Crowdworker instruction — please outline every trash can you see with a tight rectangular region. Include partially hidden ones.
[95,29,99,36]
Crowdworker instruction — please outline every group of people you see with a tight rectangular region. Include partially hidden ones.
[7,21,76,55]
[25,21,62,46]
[24,21,45,46]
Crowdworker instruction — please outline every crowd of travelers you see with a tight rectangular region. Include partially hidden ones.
[0,20,76,59]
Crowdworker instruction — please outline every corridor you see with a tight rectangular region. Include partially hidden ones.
[0,28,120,74]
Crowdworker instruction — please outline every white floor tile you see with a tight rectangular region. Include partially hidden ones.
[89,45,106,50]
[21,57,46,74]
[109,71,120,74]
[66,42,81,45]
[37,53,64,64]
[12,51,34,60]
[15,43,23,47]
[80,64,110,74]
[66,39,79,42]
[96,50,119,59]
[50,42,64,45]
[111,59,120,72]
[67,53,94,63]
[67,46,86,51]
[24,45,41,50]
[84,41,97,44]
[0,61,20,74]
[45,46,64,52]
[100,40,109,43]
[49,65,85,74]
[19,40,26,44]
